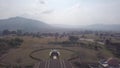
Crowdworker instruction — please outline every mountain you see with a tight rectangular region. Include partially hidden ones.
[52,24,80,28]
[85,24,120,31]
[0,17,53,32]
[52,23,120,32]
[0,17,119,32]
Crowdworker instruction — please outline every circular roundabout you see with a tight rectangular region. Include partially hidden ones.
[29,48,77,61]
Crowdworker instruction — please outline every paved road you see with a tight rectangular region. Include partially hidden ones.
[80,38,105,45]
[34,60,73,68]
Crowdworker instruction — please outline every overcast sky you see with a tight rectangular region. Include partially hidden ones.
[0,0,120,25]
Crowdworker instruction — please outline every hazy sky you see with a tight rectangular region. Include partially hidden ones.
[0,0,120,25]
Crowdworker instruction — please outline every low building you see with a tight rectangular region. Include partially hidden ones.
[99,58,120,68]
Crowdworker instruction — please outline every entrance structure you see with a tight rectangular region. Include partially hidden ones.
[49,49,60,59]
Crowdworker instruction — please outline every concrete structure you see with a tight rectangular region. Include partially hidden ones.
[99,58,120,68]
[49,49,60,59]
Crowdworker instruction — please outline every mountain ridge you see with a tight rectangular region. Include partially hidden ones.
[0,16,53,32]
[0,16,120,32]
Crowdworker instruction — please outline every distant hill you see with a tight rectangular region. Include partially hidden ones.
[0,17,119,32]
[0,17,53,32]
[52,24,120,32]
[84,24,120,31]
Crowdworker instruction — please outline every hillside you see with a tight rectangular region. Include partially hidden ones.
[0,17,120,32]
[0,17,53,32]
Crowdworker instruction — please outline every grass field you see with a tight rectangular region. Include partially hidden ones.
[32,49,74,60]
[0,35,115,67]
[0,36,71,66]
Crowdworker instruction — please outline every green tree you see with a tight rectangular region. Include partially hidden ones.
[69,36,79,42]
[2,29,10,35]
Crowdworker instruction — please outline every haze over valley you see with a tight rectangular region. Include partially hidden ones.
[0,16,120,33]
[0,0,120,68]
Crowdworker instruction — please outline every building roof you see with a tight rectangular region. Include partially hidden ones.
[100,58,120,67]
[107,58,120,66]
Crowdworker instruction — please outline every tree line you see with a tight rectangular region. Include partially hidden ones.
[0,38,23,56]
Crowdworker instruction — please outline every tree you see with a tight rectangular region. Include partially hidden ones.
[2,29,10,35]
[11,30,17,34]
[105,39,111,45]
[69,36,79,42]
[9,38,23,47]
[17,30,22,36]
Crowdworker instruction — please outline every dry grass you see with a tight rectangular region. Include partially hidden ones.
[0,36,70,66]
[0,35,115,67]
